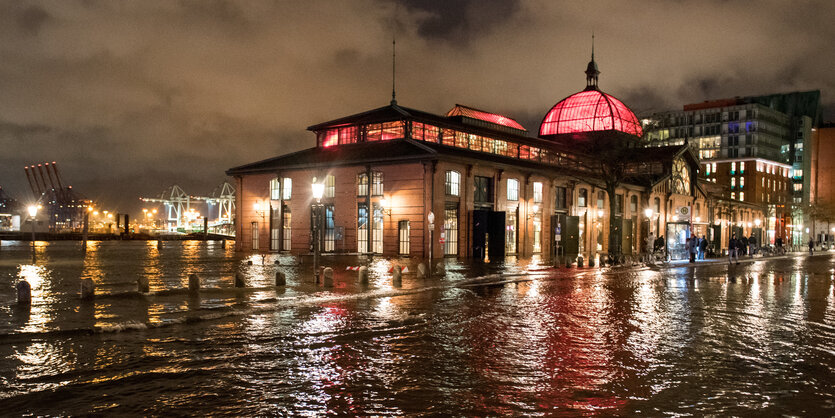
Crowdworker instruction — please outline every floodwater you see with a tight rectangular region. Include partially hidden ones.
[1,240,834,415]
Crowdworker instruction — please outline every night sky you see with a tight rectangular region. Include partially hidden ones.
[1,0,833,215]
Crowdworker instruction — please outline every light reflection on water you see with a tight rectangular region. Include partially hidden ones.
[0,241,834,415]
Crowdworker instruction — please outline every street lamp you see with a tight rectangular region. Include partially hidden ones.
[27,205,38,260]
[311,179,325,283]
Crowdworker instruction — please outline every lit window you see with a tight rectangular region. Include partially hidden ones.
[578,189,588,207]
[740,162,745,173]
[270,178,281,200]
[324,175,335,198]
[357,173,368,196]
[740,177,744,188]
[731,192,736,200]
[398,220,410,255]
[445,171,461,196]
[731,162,736,173]
[533,182,543,203]
[712,163,717,173]
[372,172,383,196]
[740,192,744,201]
[282,178,292,200]
[731,178,736,188]
[507,178,519,201]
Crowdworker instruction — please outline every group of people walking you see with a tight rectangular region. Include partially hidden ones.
[685,235,709,262]
[728,233,760,264]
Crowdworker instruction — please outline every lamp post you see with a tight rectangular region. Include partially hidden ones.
[311,180,325,283]
[27,205,38,261]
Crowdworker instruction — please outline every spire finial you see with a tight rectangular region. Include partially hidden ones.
[585,32,600,90]
[390,2,398,105]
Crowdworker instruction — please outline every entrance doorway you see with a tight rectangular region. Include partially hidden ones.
[666,222,690,260]
[472,209,506,262]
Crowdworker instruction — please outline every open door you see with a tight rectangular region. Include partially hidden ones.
[472,210,488,261]
[488,211,506,261]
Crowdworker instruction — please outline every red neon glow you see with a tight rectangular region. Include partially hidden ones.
[322,129,338,147]
[539,90,642,137]
[446,105,527,131]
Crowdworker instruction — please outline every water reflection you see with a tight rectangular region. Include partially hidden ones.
[1,242,834,415]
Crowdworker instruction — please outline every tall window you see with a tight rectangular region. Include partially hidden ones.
[372,202,383,253]
[357,173,368,196]
[282,206,291,251]
[324,205,335,252]
[739,192,744,201]
[630,195,638,213]
[474,176,493,204]
[358,203,368,252]
[324,175,335,198]
[398,220,410,255]
[615,194,624,215]
[555,186,567,210]
[270,206,280,250]
[533,182,543,203]
[506,209,517,254]
[507,178,519,201]
[740,177,745,188]
[251,222,259,250]
[372,171,383,196]
[533,214,542,253]
[731,177,736,188]
[270,178,281,200]
[597,191,605,209]
[282,178,292,200]
[578,188,588,207]
[445,171,461,196]
[444,206,458,255]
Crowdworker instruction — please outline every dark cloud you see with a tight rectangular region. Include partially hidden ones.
[0,0,833,216]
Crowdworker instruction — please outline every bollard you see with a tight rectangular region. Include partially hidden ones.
[358,266,369,285]
[275,271,286,286]
[189,273,200,292]
[392,264,402,287]
[323,267,334,287]
[435,262,445,276]
[274,260,280,265]
[80,278,95,301]
[588,254,595,267]
[137,276,149,293]
[565,256,572,268]
[578,255,584,268]
[157,240,163,250]
[417,263,427,279]
[235,272,246,288]
[17,280,31,305]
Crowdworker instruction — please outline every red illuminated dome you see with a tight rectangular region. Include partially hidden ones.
[539,53,642,137]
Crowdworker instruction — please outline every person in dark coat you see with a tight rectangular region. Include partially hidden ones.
[748,234,757,256]
[809,238,815,255]
[699,235,708,260]
[729,233,739,264]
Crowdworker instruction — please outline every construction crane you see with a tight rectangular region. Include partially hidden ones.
[190,181,235,225]
[22,161,90,231]
[140,185,190,231]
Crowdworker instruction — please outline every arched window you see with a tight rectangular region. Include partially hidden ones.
[578,188,588,207]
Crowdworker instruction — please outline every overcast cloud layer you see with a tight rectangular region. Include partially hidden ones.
[1,0,833,214]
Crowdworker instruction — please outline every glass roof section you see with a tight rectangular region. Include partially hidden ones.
[446,104,527,132]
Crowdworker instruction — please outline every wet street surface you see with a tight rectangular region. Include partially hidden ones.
[1,241,834,415]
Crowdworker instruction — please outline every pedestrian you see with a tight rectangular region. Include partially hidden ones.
[729,233,739,264]
[809,238,814,255]
[646,231,655,260]
[741,236,749,256]
[699,235,708,260]
[776,236,784,255]
[688,236,698,263]
[748,234,757,256]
